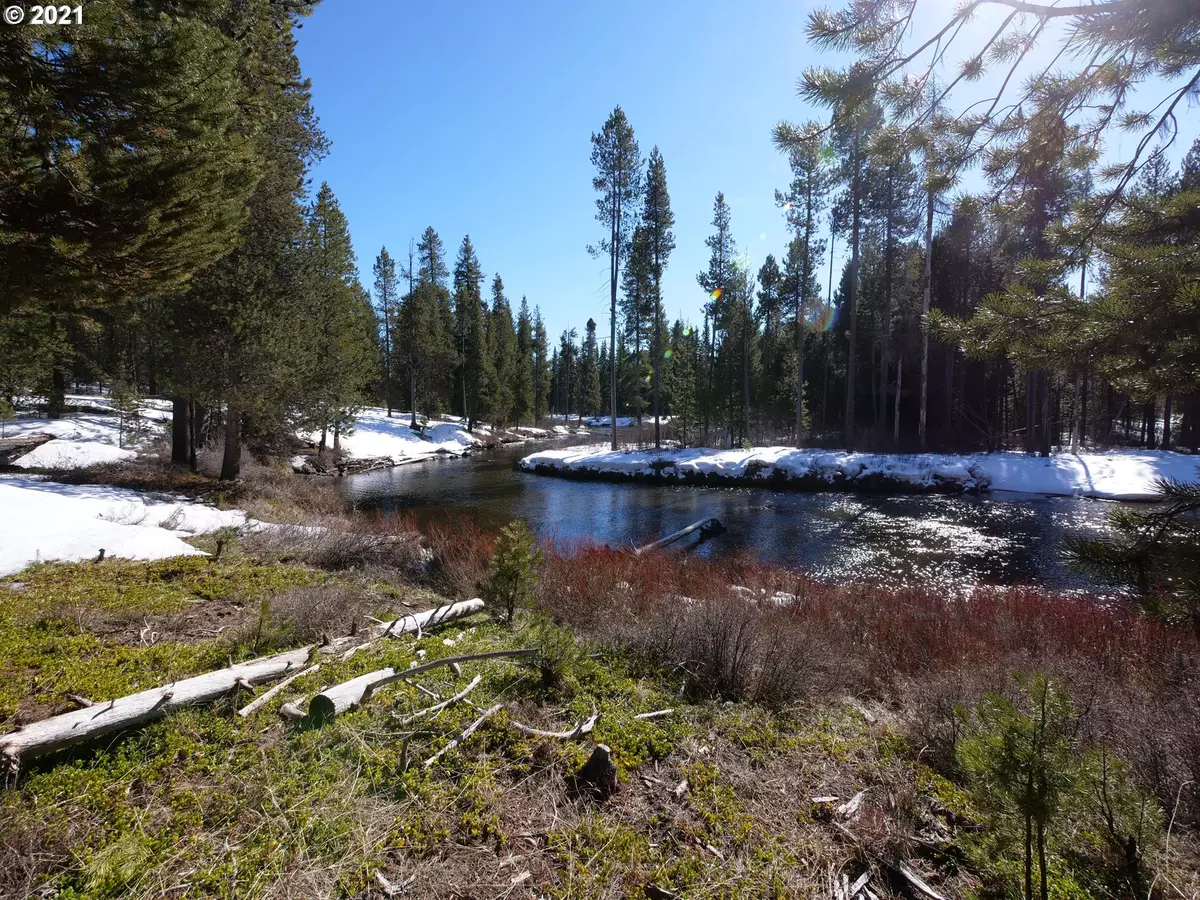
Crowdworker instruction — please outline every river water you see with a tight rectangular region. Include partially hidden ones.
[343,443,1125,592]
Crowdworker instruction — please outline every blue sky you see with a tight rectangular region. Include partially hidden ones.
[296,0,815,341]
[296,1,1199,342]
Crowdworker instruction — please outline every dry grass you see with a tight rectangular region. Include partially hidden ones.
[532,544,1200,829]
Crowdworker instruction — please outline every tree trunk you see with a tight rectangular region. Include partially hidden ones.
[1037,821,1048,900]
[1039,373,1052,457]
[0,646,313,764]
[1161,394,1172,450]
[919,184,934,449]
[845,132,862,451]
[220,404,241,481]
[893,357,902,444]
[879,180,893,439]
[188,399,199,472]
[741,308,751,446]
[653,290,662,449]
[333,423,341,453]
[796,290,806,447]
[171,398,190,464]
[48,367,66,420]
[1070,374,1083,453]
[410,370,418,430]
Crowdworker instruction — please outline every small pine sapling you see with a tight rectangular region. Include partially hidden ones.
[483,520,542,624]
[957,673,1078,900]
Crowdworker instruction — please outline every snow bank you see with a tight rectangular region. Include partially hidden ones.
[978,450,1199,500]
[298,408,482,466]
[11,440,136,470]
[3,394,172,468]
[518,446,1200,499]
[0,475,251,577]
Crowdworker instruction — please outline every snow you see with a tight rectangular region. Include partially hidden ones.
[581,415,672,428]
[979,450,1200,500]
[299,407,482,466]
[12,440,136,470]
[3,394,172,468]
[0,475,252,577]
[519,446,1200,500]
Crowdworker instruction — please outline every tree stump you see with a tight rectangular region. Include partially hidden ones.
[570,743,618,800]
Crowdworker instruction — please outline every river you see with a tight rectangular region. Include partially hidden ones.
[343,443,1126,592]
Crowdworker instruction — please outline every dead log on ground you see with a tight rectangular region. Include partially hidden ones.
[306,648,537,723]
[1,646,313,764]
[0,432,55,466]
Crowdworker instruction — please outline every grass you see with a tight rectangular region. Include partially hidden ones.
[2,457,1199,898]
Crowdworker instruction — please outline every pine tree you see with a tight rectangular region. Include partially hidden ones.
[663,321,700,446]
[399,227,455,427]
[487,275,517,427]
[167,4,327,479]
[514,297,535,426]
[828,98,882,449]
[621,226,653,426]
[756,254,786,432]
[574,319,603,419]
[532,307,551,424]
[866,127,921,437]
[452,236,486,429]
[589,107,642,449]
[373,248,400,416]
[0,0,276,314]
[642,147,676,447]
[296,183,378,453]
[697,193,737,446]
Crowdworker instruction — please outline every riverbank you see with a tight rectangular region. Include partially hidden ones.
[1,489,1197,898]
[520,445,1200,499]
[2,453,1199,897]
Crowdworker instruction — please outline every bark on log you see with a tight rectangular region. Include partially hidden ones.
[506,705,599,739]
[1,646,313,763]
[633,708,674,721]
[1,601,486,757]
[0,432,55,466]
[307,648,536,723]
[328,599,484,657]
[634,518,723,555]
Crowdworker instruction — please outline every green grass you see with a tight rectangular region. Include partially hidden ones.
[1,553,1189,898]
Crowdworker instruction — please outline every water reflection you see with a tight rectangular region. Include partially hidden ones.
[343,444,1121,591]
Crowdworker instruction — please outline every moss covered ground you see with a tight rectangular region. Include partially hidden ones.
[1,530,1196,899]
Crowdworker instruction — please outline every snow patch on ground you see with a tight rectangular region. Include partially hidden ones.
[519,446,1199,499]
[299,408,482,466]
[12,440,137,470]
[0,475,252,576]
[4,394,172,468]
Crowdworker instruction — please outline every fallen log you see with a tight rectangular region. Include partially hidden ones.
[238,664,320,718]
[0,600,487,758]
[307,648,537,723]
[0,646,313,764]
[328,598,485,656]
[633,708,674,721]
[0,432,55,466]
[634,518,724,555]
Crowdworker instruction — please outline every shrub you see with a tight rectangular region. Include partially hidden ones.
[482,520,541,623]
[956,673,1160,900]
